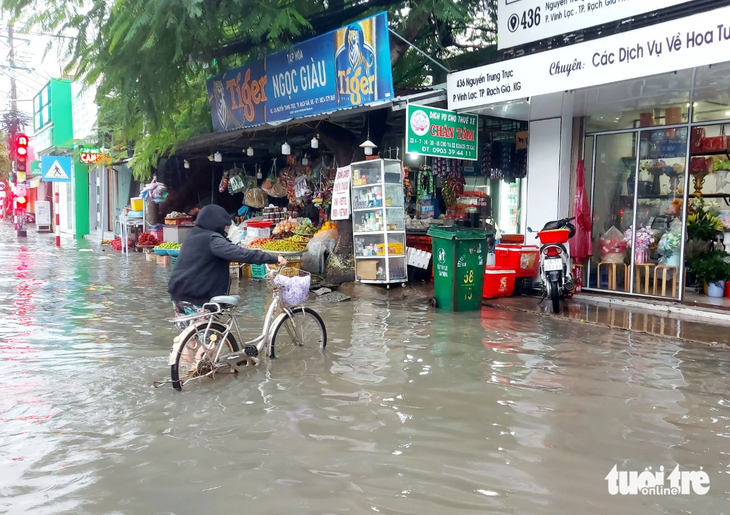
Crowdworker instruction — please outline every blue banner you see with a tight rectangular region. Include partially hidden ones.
[206,12,394,132]
[266,37,337,122]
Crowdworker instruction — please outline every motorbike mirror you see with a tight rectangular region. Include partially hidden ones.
[527,227,533,233]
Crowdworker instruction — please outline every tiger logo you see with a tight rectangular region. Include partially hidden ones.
[211,80,242,131]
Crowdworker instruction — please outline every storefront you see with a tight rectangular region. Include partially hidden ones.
[447,3,730,304]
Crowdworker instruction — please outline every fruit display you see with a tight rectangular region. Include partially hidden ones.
[137,232,160,246]
[314,221,336,236]
[165,211,190,219]
[246,238,273,249]
[290,234,311,244]
[257,240,306,252]
[155,242,181,250]
[272,218,297,237]
[294,219,316,235]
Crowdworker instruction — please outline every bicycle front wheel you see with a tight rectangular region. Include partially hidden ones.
[270,307,327,359]
[171,322,239,391]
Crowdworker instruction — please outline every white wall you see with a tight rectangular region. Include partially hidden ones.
[524,93,574,235]
[525,119,562,233]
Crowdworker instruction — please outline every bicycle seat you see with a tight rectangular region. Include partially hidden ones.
[209,295,240,307]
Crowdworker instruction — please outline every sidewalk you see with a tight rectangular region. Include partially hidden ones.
[484,293,730,346]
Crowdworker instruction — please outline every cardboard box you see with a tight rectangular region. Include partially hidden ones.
[157,255,171,266]
[356,260,378,280]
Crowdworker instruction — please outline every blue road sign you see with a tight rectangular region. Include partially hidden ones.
[41,155,72,183]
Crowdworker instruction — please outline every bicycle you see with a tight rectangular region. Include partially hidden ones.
[166,266,327,391]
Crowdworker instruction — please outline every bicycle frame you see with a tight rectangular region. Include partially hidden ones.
[168,284,305,368]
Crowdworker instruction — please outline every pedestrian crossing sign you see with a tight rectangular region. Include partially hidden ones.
[41,155,72,183]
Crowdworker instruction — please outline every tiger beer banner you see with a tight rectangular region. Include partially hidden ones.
[206,12,394,132]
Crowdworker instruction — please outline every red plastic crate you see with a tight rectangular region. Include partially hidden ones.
[495,244,540,278]
[483,266,516,299]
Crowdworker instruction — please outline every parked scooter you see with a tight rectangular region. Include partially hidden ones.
[528,217,576,313]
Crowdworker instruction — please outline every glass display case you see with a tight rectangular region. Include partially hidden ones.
[351,159,408,286]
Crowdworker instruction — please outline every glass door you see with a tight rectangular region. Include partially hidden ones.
[588,132,637,293]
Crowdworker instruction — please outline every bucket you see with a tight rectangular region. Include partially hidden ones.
[130,197,143,211]
[707,281,726,298]
[665,254,681,267]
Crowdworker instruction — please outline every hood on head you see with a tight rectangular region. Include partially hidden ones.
[195,204,232,234]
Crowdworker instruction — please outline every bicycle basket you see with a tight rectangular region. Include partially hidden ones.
[272,269,311,306]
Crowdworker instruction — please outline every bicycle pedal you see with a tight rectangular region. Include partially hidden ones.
[244,346,259,357]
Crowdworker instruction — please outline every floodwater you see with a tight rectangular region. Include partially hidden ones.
[1,224,729,515]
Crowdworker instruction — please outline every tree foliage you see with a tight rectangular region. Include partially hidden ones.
[1,0,496,180]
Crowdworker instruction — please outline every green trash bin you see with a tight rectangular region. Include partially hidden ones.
[428,225,490,311]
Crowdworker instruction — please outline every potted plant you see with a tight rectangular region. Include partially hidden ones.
[686,197,724,260]
[687,251,730,298]
[623,225,655,264]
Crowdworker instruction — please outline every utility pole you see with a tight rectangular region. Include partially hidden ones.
[7,23,25,237]
[8,23,17,114]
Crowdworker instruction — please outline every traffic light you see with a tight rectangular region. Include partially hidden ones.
[14,133,28,176]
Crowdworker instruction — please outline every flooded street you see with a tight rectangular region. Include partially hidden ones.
[1,224,729,514]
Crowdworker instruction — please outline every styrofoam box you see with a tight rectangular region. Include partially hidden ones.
[407,247,432,269]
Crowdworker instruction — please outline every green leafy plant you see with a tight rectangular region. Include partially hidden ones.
[687,251,730,285]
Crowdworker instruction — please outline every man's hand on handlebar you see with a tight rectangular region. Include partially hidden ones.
[277,256,287,267]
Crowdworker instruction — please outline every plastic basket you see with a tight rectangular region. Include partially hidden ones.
[537,229,570,245]
[130,197,143,211]
[246,221,273,239]
[251,263,268,279]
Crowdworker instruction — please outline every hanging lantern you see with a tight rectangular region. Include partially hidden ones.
[246,147,254,157]
[214,151,222,162]
[282,142,291,155]
[311,135,319,149]
[183,159,190,169]
[360,140,377,156]
[302,154,309,166]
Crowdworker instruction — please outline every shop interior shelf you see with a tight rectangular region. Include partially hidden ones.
[352,183,382,189]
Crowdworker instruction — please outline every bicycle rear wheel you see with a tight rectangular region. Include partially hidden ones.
[270,307,327,359]
[171,322,239,391]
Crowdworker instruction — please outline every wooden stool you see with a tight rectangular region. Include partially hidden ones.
[597,262,629,291]
[634,263,656,294]
[653,265,678,298]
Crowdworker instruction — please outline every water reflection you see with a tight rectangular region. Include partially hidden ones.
[0,226,729,514]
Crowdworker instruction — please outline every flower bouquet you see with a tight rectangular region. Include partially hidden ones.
[598,226,627,264]
[624,225,655,264]
[658,230,682,267]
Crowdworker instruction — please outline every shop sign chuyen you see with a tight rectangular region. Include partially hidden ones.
[449,5,730,111]
[498,0,693,50]
[331,166,352,220]
[206,12,393,131]
[406,105,478,161]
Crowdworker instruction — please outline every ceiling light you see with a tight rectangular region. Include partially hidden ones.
[183,159,190,169]
[311,135,319,149]
[214,151,222,162]
[282,142,291,155]
[302,155,309,166]
[246,146,254,157]
[360,139,377,156]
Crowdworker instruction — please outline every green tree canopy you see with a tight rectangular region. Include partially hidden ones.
[2,0,496,179]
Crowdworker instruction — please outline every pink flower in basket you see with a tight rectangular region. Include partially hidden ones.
[624,225,655,250]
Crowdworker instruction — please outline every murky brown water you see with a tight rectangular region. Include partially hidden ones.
[1,224,729,514]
